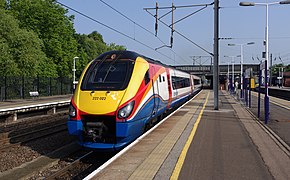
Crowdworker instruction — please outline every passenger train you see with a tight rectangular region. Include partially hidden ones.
[67,51,202,151]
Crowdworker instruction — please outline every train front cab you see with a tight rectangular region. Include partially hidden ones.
[68,51,170,151]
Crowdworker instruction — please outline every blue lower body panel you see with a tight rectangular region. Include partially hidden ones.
[170,94,189,108]
[67,119,83,136]
[67,95,170,151]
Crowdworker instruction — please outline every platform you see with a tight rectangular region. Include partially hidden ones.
[86,90,290,180]
[0,95,72,122]
[0,94,72,110]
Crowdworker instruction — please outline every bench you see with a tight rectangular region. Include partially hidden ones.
[29,91,39,98]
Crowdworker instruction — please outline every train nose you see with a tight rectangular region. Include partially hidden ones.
[78,91,125,115]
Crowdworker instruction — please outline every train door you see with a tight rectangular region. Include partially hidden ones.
[172,69,178,98]
[151,66,159,117]
[166,69,173,108]
[190,75,194,94]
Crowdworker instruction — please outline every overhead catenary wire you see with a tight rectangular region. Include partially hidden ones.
[98,0,191,64]
[55,1,190,65]
[99,0,155,37]
[145,3,214,56]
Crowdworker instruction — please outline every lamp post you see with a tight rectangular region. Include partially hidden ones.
[228,42,255,99]
[227,61,230,91]
[240,0,290,124]
[73,56,79,90]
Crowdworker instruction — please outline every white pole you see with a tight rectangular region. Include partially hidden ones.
[228,62,230,91]
[265,3,269,84]
[232,57,234,93]
[73,58,76,89]
[264,4,269,121]
[240,44,243,98]
[73,57,79,90]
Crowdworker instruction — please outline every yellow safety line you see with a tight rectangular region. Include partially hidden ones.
[170,91,210,180]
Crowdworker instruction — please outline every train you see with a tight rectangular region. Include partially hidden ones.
[67,51,202,151]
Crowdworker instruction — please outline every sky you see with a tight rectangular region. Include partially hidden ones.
[57,0,290,67]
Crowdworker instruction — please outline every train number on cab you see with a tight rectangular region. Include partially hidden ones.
[92,97,106,101]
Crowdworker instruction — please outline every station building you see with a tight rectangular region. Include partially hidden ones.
[173,64,260,90]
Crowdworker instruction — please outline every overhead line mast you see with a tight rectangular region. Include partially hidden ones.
[155,2,158,36]
[98,0,191,64]
[144,2,214,54]
[145,1,219,110]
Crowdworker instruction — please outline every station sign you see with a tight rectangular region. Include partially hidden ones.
[260,61,265,70]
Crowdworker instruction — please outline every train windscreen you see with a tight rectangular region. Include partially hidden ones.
[81,59,135,91]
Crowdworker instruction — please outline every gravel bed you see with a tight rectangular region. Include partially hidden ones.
[28,150,92,180]
[27,150,116,179]
[0,130,76,172]
[28,160,73,180]
[0,112,67,134]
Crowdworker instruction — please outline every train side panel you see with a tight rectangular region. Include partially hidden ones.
[191,74,202,94]
[169,69,192,108]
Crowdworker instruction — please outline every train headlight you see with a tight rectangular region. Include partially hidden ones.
[118,101,135,119]
[69,104,76,117]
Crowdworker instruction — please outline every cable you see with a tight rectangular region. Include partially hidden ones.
[145,5,214,56]
[99,0,155,37]
[98,0,191,64]
[55,1,190,65]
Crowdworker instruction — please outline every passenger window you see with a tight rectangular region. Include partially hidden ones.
[144,70,150,85]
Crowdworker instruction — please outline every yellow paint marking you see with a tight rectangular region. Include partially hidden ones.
[170,91,210,180]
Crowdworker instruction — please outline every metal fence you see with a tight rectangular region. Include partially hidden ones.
[0,76,73,101]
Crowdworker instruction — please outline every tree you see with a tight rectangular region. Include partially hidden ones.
[0,9,50,77]
[0,0,5,9]
[74,31,126,77]
[285,64,290,72]
[271,63,284,76]
[2,1,126,78]
[8,0,78,77]
[75,32,107,77]
[107,43,126,51]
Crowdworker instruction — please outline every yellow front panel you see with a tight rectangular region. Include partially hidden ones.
[72,60,126,114]
[120,57,149,104]
[73,56,149,115]
[77,90,125,114]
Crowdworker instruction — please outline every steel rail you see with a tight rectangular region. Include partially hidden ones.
[0,122,67,151]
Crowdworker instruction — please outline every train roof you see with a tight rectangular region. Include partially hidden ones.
[96,50,191,74]
[96,50,166,66]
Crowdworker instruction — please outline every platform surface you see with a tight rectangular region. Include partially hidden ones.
[87,90,290,180]
[0,95,72,110]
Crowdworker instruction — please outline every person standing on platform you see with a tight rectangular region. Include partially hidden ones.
[235,81,239,95]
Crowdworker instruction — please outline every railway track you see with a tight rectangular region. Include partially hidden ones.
[0,112,77,176]
[245,91,290,154]
[45,151,94,179]
[0,91,202,179]
[255,87,290,101]
[0,106,114,179]
[0,121,67,151]
[26,148,115,179]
